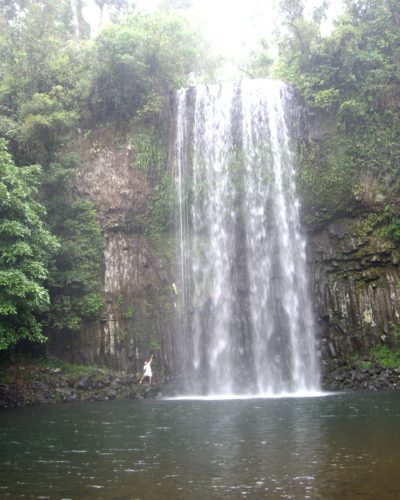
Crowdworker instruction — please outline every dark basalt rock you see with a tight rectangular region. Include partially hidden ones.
[75,375,91,390]
[309,214,400,363]
[322,363,400,391]
[0,365,165,409]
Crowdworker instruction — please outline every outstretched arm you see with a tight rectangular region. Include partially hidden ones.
[139,360,149,384]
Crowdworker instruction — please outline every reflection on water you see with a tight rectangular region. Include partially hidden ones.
[1,392,400,498]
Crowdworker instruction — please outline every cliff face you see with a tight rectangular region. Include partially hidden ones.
[295,102,400,368]
[306,176,400,364]
[49,116,400,378]
[49,129,178,376]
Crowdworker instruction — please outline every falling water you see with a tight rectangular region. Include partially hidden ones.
[175,80,320,396]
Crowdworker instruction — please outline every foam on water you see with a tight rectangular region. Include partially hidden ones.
[165,391,333,401]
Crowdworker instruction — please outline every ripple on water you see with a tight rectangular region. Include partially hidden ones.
[62,450,88,454]
[1,394,400,498]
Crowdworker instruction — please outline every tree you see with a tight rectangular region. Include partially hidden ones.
[46,197,103,334]
[0,0,31,22]
[94,0,128,25]
[31,151,103,337]
[19,92,77,165]
[273,0,400,215]
[275,0,400,113]
[241,39,274,78]
[0,0,81,126]
[279,0,304,26]
[0,139,59,350]
[74,0,90,39]
[160,0,193,10]
[86,9,212,125]
[0,1,106,350]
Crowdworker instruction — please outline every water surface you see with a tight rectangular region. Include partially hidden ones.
[1,392,400,498]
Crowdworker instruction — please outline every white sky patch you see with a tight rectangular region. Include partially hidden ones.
[85,0,344,78]
[191,0,343,53]
[191,0,280,58]
[188,0,343,79]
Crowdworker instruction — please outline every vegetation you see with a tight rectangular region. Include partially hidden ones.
[0,139,58,349]
[347,342,400,370]
[259,0,400,221]
[86,10,209,126]
[0,0,211,354]
[370,345,400,369]
[0,353,108,377]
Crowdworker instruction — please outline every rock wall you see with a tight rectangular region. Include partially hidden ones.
[308,206,400,364]
[302,108,400,367]
[49,118,400,379]
[49,129,178,376]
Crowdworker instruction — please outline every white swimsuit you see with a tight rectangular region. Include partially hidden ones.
[143,362,152,377]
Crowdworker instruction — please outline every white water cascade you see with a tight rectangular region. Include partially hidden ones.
[175,80,320,396]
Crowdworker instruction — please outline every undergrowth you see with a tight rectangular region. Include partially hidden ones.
[0,355,109,382]
[369,345,400,369]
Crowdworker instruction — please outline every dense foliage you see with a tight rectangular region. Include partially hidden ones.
[0,139,58,349]
[87,10,209,125]
[268,0,400,222]
[0,0,209,351]
[43,158,103,334]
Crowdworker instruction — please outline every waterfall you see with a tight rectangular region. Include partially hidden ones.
[175,79,320,396]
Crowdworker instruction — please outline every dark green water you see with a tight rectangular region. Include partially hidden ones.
[1,392,400,499]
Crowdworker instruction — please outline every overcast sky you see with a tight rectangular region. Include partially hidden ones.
[86,0,344,78]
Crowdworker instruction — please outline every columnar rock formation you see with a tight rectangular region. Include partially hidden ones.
[49,88,400,384]
[310,215,400,362]
[50,129,177,376]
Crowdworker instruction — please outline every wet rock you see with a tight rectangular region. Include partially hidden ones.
[56,387,74,402]
[107,389,118,400]
[322,362,400,392]
[351,370,366,383]
[93,380,106,389]
[0,383,24,408]
[144,385,160,398]
[1,363,171,408]
[332,367,348,381]
[75,375,91,390]
[36,393,49,405]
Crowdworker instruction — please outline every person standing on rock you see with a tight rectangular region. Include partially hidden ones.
[139,354,154,385]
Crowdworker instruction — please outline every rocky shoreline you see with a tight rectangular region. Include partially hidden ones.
[2,362,400,409]
[322,363,400,392]
[0,364,162,409]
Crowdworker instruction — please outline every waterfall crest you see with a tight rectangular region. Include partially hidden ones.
[175,80,320,396]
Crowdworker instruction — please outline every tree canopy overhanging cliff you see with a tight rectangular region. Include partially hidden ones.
[269,0,400,368]
[272,0,400,229]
